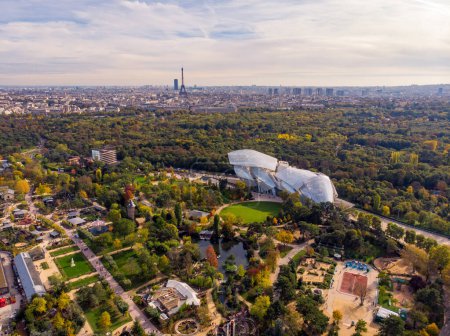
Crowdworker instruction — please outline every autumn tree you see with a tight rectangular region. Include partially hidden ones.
[401,245,430,279]
[250,295,270,321]
[36,183,51,195]
[354,282,367,306]
[276,230,294,245]
[15,179,30,194]
[429,245,450,275]
[206,245,218,269]
[98,311,111,331]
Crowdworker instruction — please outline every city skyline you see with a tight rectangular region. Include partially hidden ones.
[1,0,450,86]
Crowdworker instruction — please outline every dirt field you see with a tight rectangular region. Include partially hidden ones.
[374,258,415,275]
[392,283,414,309]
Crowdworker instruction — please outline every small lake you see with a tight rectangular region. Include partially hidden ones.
[196,239,249,274]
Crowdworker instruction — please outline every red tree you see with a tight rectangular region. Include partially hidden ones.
[206,245,218,269]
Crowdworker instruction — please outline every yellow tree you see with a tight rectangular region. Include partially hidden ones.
[98,311,111,331]
[36,183,51,195]
[15,179,30,194]
[250,295,270,321]
[333,310,343,325]
[79,190,88,199]
[276,230,294,246]
[57,292,70,310]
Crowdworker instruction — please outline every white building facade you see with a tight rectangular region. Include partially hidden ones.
[228,149,337,203]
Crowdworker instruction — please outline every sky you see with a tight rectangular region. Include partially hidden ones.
[1,0,450,86]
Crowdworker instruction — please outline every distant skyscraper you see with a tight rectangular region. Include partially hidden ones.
[325,88,334,96]
[179,68,187,96]
[268,88,273,95]
[174,79,179,91]
[438,87,443,95]
[293,88,301,95]
[304,88,313,96]
[273,88,279,95]
[336,90,345,96]
[316,88,323,96]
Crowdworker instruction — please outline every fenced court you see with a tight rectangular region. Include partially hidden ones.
[339,271,368,295]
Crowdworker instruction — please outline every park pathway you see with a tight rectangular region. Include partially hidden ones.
[270,239,313,284]
[61,226,161,335]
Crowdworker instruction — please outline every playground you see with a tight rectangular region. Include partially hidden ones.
[300,258,333,283]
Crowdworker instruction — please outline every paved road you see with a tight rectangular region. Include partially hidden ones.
[337,198,450,246]
[63,229,161,335]
[355,210,450,247]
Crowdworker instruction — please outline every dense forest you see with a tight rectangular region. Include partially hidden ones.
[1,104,449,234]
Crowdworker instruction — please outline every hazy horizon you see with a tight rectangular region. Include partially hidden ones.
[1,0,450,86]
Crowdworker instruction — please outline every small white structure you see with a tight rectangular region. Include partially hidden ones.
[375,307,399,322]
[68,217,86,226]
[148,280,200,316]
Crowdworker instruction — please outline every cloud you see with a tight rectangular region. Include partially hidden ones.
[0,0,449,85]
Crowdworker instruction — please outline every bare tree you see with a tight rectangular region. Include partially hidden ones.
[354,282,367,306]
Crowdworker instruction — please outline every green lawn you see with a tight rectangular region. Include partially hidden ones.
[85,306,131,334]
[111,250,136,271]
[105,250,149,289]
[378,287,400,313]
[54,252,95,279]
[50,245,80,257]
[220,201,282,224]
[68,274,100,290]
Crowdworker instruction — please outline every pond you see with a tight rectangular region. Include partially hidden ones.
[196,239,249,275]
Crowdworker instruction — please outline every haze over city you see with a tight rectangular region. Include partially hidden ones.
[1,0,450,86]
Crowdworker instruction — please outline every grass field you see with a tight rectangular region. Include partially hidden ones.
[106,250,149,289]
[54,252,94,279]
[50,245,79,257]
[85,306,131,334]
[68,274,100,290]
[220,201,282,224]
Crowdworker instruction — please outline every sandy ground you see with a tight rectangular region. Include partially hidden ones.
[299,259,331,283]
[392,283,414,309]
[33,246,62,289]
[373,257,415,275]
[324,262,379,336]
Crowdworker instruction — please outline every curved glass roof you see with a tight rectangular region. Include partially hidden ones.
[228,149,278,171]
[276,167,335,203]
[228,149,337,203]
[234,165,254,181]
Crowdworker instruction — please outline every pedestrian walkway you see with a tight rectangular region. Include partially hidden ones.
[62,227,161,335]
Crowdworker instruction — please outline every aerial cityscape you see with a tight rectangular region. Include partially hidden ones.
[0,1,450,336]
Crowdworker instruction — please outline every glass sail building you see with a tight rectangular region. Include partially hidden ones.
[228,149,337,203]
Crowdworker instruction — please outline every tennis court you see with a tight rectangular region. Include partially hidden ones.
[340,271,368,295]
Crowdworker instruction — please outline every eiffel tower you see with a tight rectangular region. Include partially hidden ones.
[179,67,187,96]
